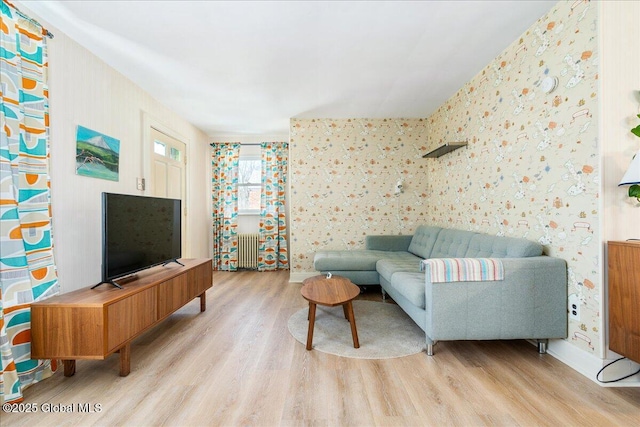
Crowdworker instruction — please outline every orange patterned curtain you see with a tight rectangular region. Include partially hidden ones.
[0,0,58,403]
[211,143,240,270]
[258,142,289,271]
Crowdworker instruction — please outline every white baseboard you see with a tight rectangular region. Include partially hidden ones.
[546,339,640,387]
[289,272,319,283]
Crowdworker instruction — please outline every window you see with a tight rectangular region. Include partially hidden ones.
[154,141,166,156]
[154,140,182,162]
[170,147,181,161]
[238,158,261,214]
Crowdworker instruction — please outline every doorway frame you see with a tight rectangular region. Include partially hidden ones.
[141,111,190,256]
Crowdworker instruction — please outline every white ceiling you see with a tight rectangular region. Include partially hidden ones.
[19,1,557,138]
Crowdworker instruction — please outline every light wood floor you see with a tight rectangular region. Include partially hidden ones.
[6,270,640,426]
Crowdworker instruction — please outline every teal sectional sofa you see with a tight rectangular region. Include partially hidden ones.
[313,225,568,355]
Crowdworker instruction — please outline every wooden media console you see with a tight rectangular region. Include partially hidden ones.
[607,242,640,364]
[31,258,212,377]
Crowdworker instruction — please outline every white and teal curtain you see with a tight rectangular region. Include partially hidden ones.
[258,142,289,271]
[0,0,59,403]
[211,143,240,271]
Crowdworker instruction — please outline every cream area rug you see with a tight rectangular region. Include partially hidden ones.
[288,300,426,359]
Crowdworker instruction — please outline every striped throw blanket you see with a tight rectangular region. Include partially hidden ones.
[422,258,504,283]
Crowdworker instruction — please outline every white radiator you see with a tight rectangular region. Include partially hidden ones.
[238,233,260,269]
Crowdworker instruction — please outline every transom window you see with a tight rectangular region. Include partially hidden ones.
[154,141,166,156]
[154,141,182,161]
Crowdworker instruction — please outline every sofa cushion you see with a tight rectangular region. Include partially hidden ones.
[366,234,413,251]
[465,234,543,258]
[407,225,442,259]
[429,228,476,258]
[314,250,389,271]
[389,272,426,309]
[376,253,423,281]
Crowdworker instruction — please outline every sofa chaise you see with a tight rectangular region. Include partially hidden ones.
[313,225,568,355]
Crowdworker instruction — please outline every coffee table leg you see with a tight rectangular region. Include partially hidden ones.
[342,304,349,319]
[345,301,359,348]
[306,302,317,350]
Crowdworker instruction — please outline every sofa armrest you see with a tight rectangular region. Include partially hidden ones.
[365,235,413,251]
[425,256,567,341]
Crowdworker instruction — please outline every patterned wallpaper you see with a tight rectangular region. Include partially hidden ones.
[289,118,429,269]
[290,0,599,356]
[426,0,598,355]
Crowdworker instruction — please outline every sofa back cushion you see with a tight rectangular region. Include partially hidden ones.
[465,234,543,258]
[429,228,476,258]
[407,225,442,259]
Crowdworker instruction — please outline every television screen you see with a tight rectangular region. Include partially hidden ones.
[102,192,181,283]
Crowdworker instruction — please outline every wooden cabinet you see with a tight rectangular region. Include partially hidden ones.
[31,258,212,376]
[157,274,189,319]
[607,242,640,363]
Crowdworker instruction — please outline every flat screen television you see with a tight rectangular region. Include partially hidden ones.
[97,192,182,288]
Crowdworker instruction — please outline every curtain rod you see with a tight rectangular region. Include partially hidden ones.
[10,2,54,39]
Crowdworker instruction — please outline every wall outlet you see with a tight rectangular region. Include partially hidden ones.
[136,178,145,191]
[568,293,581,321]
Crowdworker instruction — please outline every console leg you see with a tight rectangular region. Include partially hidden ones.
[199,292,206,312]
[63,360,76,377]
[537,339,548,354]
[119,344,131,376]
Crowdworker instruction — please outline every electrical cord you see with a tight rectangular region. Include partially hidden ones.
[596,357,640,383]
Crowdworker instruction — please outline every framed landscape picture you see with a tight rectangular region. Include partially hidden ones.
[75,125,120,181]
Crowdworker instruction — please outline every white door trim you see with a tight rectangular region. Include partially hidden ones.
[141,110,191,256]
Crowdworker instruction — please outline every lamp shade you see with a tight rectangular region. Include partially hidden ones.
[619,150,640,186]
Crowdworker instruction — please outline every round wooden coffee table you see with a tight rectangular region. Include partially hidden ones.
[301,275,360,350]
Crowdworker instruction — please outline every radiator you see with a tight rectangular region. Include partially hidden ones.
[238,233,260,269]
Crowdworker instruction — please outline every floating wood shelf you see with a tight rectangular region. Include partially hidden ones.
[423,141,468,158]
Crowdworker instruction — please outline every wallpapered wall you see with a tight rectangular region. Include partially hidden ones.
[289,118,429,269]
[290,1,599,356]
[426,0,598,355]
